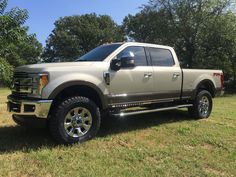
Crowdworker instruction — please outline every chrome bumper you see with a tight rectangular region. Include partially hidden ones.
[7,96,52,119]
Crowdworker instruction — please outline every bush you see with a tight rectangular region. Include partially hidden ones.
[224,79,236,93]
[0,57,13,87]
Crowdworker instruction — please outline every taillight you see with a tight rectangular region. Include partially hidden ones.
[214,73,224,89]
[220,73,224,89]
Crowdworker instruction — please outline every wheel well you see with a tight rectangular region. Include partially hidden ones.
[196,80,216,98]
[51,85,104,110]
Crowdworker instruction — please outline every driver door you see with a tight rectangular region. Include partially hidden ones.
[108,46,154,105]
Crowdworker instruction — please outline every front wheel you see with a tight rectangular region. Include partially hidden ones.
[49,96,101,144]
[188,90,213,119]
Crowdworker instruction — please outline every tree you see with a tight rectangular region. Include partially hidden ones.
[42,13,124,62]
[0,0,42,67]
[123,0,235,68]
[220,12,236,83]
[0,57,13,86]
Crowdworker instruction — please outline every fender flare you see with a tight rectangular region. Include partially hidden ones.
[192,79,216,99]
[48,80,107,109]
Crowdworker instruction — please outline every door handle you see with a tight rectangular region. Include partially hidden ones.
[173,73,180,79]
[144,73,152,78]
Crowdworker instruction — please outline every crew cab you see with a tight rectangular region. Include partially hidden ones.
[7,42,224,144]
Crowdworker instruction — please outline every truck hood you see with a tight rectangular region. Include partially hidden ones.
[15,62,99,73]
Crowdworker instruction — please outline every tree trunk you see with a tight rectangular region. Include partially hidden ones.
[231,59,236,92]
[185,43,195,68]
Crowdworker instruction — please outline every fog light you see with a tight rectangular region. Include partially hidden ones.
[24,105,35,113]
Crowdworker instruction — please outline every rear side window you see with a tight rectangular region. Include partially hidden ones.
[148,48,175,67]
[117,46,148,66]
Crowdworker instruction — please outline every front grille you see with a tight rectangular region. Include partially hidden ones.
[12,72,32,98]
[13,72,28,78]
[12,91,28,98]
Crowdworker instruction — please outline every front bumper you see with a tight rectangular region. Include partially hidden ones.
[7,95,52,119]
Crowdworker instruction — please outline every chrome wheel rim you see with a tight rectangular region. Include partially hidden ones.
[64,107,92,138]
[198,96,210,117]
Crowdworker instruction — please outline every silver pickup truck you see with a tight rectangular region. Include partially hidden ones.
[7,42,224,144]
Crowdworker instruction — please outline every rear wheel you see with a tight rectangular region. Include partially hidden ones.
[188,90,213,119]
[49,96,101,144]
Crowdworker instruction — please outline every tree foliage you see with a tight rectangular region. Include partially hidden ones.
[0,57,13,86]
[0,0,42,67]
[42,13,124,62]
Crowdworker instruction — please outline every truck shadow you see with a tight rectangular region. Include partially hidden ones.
[0,110,193,153]
[0,126,55,153]
[98,109,193,137]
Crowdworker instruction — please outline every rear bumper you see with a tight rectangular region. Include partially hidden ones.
[7,95,52,119]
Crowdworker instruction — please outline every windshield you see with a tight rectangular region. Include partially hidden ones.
[77,44,122,61]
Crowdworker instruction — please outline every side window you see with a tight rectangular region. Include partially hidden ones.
[117,46,148,66]
[149,48,175,67]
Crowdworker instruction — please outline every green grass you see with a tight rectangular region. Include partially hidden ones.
[0,88,235,177]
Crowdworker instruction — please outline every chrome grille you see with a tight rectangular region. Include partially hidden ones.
[12,72,32,98]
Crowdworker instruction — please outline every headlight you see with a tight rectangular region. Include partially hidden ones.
[38,73,49,95]
[31,73,49,97]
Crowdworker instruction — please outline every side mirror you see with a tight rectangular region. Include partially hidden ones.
[110,51,135,71]
[120,51,135,68]
[110,59,121,71]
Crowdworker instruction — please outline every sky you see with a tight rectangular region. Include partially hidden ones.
[7,0,148,46]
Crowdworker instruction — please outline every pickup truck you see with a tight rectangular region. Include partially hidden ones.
[7,42,224,144]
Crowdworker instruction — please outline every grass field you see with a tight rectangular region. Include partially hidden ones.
[0,88,235,177]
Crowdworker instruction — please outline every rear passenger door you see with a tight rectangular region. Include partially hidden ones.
[147,47,182,101]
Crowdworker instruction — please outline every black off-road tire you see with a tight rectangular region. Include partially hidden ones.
[49,96,101,144]
[188,90,213,119]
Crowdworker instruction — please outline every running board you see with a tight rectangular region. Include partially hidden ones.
[112,104,193,117]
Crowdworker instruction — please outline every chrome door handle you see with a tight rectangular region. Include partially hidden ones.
[144,73,152,78]
[173,73,180,79]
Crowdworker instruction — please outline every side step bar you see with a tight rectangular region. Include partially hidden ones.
[113,104,193,117]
